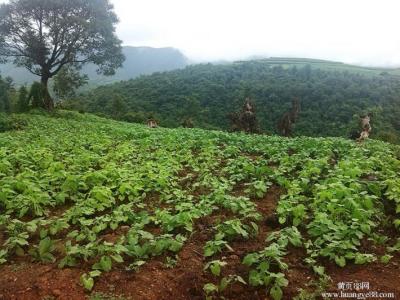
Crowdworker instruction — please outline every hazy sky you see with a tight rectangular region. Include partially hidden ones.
[111,0,400,66]
[1,0,400,66]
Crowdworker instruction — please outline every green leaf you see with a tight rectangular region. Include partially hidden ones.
[313,265,325,276]
[355,255,367,264]
[380,254,393,264]
[210,263,221,277]
[274,273,288,287]
[80,273,94,291]
[354,253,375,264]
[89,270,102,277]
[248,270,263,286]
[335,256,346,267]
[169,240,183,252]
[270,285,283,300]
[111,254,124,263]
[203,283,218,294]
[93,256,112,272]
[394,219,400,229]
[27,222,38,233]
[259,261,270,272]
[288,236,302,247]
[219,277,229,292]
[41,253,55,263]
[360,224,371,234]
[39,229,48,239]
[242,253,258,266]
[235,275,247,285]
[38,238,53,256]
[0,249,7,265]
[387,239,400,253]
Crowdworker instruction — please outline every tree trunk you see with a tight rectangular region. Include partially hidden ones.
[41,76,54,111]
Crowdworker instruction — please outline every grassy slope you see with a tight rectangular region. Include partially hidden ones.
[0,111,399,299]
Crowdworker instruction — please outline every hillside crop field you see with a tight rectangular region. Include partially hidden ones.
[0,111,399,300]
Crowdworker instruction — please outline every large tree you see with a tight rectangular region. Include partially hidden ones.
[0,0,124,110]
[53,66,88,100]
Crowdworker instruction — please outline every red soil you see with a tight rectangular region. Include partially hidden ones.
[1,187,399,300]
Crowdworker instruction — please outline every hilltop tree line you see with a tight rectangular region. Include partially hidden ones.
[63,62,400,143]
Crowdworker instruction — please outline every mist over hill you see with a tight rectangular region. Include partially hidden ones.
[0,46,188,86]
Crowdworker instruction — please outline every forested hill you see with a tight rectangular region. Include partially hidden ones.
[0,46,188,86]
[69,60,400,143]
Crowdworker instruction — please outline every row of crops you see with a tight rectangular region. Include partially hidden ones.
[0,111,399,299]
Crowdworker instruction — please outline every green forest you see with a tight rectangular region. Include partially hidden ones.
[64,61,400,143]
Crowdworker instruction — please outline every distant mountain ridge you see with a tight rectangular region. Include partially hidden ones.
[0,46,188,86]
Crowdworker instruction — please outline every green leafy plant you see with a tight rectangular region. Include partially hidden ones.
[0,249,7,264]
[203,275,246,300]
[243,243,288,300]
[80,270,101,291]
[29,237,56,263]
[164,256,178,269]
[204,260,227,277]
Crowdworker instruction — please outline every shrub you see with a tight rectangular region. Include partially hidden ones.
[0,113,12,132]
[0,113,28,132]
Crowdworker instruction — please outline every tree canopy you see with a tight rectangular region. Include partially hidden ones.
[0,0,124,110]
[66,61,400,143]
[0,75,12,113]
[53,66,88,100]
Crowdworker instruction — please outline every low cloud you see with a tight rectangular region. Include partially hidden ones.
[112,0,400,67]
[1,0,400,67]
